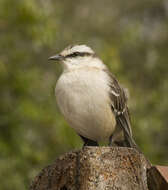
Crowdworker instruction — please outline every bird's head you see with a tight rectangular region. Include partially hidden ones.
[48,44,105,71]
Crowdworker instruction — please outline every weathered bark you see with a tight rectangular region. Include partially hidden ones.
[30,147,151,190]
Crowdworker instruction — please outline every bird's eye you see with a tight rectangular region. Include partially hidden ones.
[71,52,79,57]
[72,52,78,57]
[66,52,80,58]
[66,52,93,58]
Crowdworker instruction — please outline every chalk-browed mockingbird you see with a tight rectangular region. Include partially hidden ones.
[49,44,138,149]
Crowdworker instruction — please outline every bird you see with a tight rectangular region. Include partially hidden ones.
[48,44,138,149]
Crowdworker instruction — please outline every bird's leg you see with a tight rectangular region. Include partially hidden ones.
[79,135,98,147]
[109,134,127,147]
[108,134,113,146]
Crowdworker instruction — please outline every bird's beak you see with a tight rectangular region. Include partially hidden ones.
[48,54,63,61]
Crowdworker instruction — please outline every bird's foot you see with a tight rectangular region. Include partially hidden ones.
[79,135,99,147]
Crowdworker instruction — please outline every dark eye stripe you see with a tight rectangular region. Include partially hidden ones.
[66,52,93,58]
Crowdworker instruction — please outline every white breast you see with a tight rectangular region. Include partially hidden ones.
[55,67,116,141]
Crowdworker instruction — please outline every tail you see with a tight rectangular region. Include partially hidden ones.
[115,110,152,166]
[115,109,142,153]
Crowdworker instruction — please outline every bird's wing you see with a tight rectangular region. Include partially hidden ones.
[105,70,138,148]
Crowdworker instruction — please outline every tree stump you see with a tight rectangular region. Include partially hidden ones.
[30,147,152,190]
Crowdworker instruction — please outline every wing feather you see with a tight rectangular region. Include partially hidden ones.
[105,70,138,149]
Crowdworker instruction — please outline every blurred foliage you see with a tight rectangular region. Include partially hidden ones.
[0,0,168,189]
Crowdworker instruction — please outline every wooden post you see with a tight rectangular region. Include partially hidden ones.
[147,165,168,190]
[30,147,152,190]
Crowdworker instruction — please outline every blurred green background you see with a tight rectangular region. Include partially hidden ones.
[0,0,168,189]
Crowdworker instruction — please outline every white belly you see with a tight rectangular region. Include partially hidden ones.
[55,68,116,141]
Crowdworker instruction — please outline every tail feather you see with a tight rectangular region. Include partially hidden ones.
[116,113,142,153]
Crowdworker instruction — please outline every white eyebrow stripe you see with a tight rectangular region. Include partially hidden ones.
[61,44,95,57]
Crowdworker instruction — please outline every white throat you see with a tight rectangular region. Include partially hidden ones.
[61,56,107,72]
